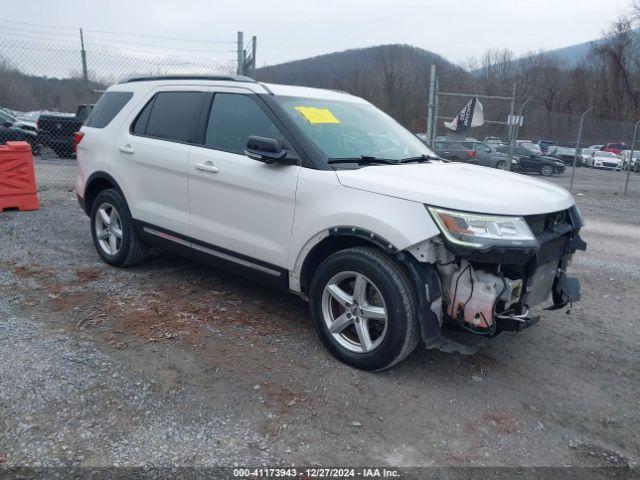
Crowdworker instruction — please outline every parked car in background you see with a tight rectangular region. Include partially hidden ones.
[601,143,627,155]
[0,108,41,155]
[547,145,581,166]
[588,144,604,150]
[432,140,477,162]
[538,139,555,153]
[517,140,543,155]
[497,145,565,176]
[459,141,511,169]
[584,150,623,170]
[37,104,93,158]
[580,148,596,165]
[621,150,640,171]
[485,138,505,148]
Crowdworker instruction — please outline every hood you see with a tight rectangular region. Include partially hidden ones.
[336,162,575,216]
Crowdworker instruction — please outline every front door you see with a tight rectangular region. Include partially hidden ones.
[188,91,301,268]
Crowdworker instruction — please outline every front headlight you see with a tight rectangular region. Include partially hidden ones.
[427,206,538,249]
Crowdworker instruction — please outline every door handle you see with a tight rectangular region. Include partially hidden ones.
[119,144,135,154]
[195,162,220,174]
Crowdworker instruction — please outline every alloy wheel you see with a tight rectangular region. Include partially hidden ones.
[94,202,123,256]
[321,271,388,353]
[541,165,554,176]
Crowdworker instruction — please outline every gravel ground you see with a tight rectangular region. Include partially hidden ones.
[1,169,639,470]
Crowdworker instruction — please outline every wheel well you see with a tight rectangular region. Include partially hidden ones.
[299,234,393,295]
[83,175,119,215]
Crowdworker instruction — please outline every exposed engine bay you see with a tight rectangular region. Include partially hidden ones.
[404,206,587,349]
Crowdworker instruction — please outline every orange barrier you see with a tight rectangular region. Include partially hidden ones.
[0,141,39,212]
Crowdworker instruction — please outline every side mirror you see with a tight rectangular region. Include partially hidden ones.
[245,135,296,165]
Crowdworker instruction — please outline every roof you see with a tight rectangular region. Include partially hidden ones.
[112,75,366,103]
[120,75,256,84]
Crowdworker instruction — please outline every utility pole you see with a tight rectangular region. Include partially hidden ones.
[80,28,88,82]
[426,65,437,146]
[506,82,517,171]
[624,120,639,196]
[236,31,244,76]
[570,106,593,192]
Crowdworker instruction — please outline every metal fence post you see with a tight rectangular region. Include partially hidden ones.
[431,76,439,146]
[426,65,436,146]
[505,83,517,171]
[236,31,244,76]
[79,28,88,82]
[570,107,593,193]
[624,120,639,196]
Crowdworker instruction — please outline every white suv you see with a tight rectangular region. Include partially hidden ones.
[76,76,586,371]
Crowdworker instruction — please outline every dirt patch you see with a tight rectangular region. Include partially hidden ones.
[75,268,103,282]
[482,412,521,435]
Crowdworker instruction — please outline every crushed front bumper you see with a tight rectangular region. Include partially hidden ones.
[401,206,586,353]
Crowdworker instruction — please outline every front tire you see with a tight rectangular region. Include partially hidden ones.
[540,165,554,176]
[309,247,420,371]
[90,189,147,267]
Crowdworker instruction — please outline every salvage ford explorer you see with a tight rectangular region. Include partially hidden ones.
[75,75,586,371]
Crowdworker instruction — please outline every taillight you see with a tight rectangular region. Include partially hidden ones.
[73,132,85,153]
[468,151,477,159]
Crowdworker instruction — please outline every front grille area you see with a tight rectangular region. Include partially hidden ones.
[524,210,569,236]
[603,162,618,168]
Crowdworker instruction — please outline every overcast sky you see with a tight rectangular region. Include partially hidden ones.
[0,0,633,68]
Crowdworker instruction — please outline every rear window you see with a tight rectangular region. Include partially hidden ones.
[133,91,205,143]
[85,91,133,128]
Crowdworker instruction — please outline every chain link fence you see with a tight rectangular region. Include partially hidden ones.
[0,33,237,190]
[428,82,640,197]
[3,33,640,198]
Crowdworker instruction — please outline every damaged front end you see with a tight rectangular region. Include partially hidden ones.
[400,205,586,354]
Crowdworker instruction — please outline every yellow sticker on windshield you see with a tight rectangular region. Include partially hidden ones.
[294,106,340,124]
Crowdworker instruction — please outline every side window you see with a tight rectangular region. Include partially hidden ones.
[131,96,155,135]
[134,91,204,143]
[85,91,133,128]
[205,93,284,155]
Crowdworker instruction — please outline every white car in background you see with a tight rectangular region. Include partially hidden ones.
[584,150,623,170]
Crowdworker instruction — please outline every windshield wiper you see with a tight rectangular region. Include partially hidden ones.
[397,154,441,164]
[327,156,397,165]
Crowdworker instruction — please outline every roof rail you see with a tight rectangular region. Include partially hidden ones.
[119,75,256,84]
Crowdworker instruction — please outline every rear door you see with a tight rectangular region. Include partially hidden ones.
[117,88,206,235]
[188,90,300,268]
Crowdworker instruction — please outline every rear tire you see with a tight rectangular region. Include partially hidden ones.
[309,247,420,371]
[90,189,147,267]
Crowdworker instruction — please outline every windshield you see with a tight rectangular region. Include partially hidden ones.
[274,96,436,162]
[597,152,618,158]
